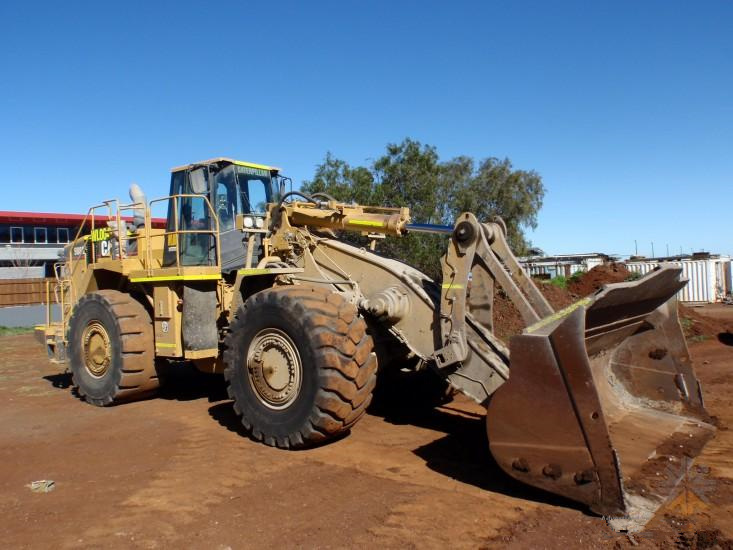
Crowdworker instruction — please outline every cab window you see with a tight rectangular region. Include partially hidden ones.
[212,166,238,231]
[234,165,272,215]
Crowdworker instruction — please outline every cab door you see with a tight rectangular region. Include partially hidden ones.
[213,164,273,273]
[163,167,216,267]
[211,165,243,273]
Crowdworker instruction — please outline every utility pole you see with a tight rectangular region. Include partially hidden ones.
[666,244,669,257]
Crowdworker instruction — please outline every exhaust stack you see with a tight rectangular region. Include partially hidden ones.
[129,182,146,229]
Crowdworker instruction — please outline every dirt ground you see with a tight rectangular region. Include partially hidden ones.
[1,305,733,549]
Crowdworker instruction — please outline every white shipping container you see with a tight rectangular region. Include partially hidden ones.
[521,254,610,279]
[626,257,731,303]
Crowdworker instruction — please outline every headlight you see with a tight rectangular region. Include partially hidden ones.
[255,217,264,229]
[243,216,254,229]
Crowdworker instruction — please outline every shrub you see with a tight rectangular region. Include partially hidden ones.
[549,275,568,288]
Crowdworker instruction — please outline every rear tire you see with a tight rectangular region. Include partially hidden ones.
[223,286,377,449]
[67,290,159,406]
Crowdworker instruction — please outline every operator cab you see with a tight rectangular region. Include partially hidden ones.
[163,158,284,272]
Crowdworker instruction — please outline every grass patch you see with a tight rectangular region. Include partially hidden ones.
[548,270,586,289]
[0,326,34,337]
[548,275,568,288]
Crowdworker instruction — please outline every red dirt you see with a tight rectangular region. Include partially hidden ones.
[567,261,631,295]
[492,291,526,341]
[2,305,733,547]
[491,262,733,347]
[493,283,576,341]
[680,304,733,343]
[492,262,628,341]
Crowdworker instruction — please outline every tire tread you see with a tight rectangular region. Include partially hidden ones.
[68,289,158,406]
[223,286,377,449]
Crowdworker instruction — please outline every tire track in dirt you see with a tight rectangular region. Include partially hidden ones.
[352,489,531,550]
[71,409,284,548]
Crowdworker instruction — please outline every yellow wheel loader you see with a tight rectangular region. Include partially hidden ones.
[36,157,714,524]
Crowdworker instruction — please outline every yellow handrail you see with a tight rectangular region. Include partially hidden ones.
[147,194,221,275]
[56,194,222,326]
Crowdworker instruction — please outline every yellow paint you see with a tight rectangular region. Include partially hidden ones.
[237,268,271,276]
[130,274,221,283]
[90,227,111,242]
[230,159,276,171]
[172,158,278,172]
[526,297,593,334]
[349,219,386,228]
[155,342,177,348]
[442,283,464,289]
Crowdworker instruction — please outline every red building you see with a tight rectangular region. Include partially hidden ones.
[0,211,166,278]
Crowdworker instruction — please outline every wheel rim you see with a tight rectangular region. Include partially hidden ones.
[246,328,302,410]
[82,321,112,378]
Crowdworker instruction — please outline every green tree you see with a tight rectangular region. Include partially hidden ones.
[452,157,544,253]
[304,152,376,206]
[301,138,545,279]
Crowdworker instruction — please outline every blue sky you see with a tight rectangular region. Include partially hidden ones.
[1,1,730,257]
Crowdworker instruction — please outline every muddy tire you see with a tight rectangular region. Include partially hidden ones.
[224,286,377,449]
[67,290,159,406]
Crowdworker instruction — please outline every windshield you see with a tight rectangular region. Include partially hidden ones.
[210,164,274,225]
[233,165,273,214]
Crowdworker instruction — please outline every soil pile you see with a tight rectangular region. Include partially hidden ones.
[567,262,631,296]
[490,261,733,346]
[679,305,733,344]
[492,292,526,341]
[493,284,575,341]
[538,283,577,310]
[492,262,631,341]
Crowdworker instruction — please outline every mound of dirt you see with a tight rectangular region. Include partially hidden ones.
[492,262,632,341]
[493,291,526,342]
[567,262,631,296]
[538,283,577,310]
[679,305,733,344]
[489,261,733,346]
[493,284,576,342]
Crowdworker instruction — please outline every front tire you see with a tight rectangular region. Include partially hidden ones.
[67,290,159,406]
[224,286,377,449]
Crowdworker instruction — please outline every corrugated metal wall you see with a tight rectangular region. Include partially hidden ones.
[523,258,605,278]
[626,258,731,303]
[524,263,587,278]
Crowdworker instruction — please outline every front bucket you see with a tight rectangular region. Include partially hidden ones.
[486,266,715,525]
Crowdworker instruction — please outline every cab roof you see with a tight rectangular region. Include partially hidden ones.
[171,157,280,173]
